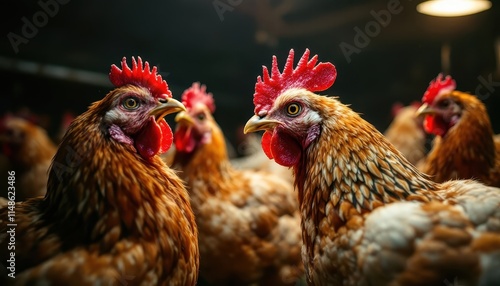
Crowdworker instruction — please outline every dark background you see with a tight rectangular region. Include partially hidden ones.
[2,0,499,153]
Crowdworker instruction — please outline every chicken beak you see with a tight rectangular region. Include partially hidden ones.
[244,115,281,134]
[150,98,187,122]
[175,111,194,125]
[415,103,436,117]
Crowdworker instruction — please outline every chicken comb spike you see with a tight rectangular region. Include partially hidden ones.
[253,49,337,114]
[422,73,456,104]
[181,82,215,113]
[109,56,172,99]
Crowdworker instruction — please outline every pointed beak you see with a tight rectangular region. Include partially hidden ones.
[415,103,436,117]
[150,98,187,122]
[175,111,194,125]
[244,115,281,134]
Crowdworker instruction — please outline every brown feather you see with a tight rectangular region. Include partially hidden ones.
[0,86,199,285]
[246,88,500,285]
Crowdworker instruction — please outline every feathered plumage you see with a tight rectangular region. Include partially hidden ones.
[0,57,199,285]
[244,49,500,286]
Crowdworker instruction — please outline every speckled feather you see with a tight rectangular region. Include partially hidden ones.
[0,85,198,285]
[249,88,500,286]
[173,90,303,285]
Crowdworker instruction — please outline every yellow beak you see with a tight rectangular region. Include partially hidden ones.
[174,111,194,125]
[243,115,281,134]
[415,103,437,117]
[149,98,187,122]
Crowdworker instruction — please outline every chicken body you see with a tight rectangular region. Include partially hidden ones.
[383,103,426,166]
[418,88,500,187]
[0,59,199,285]
[245,86,500,285]
[1,116,56,200]
[172,84,303,285]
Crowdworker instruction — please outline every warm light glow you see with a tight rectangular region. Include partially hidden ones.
[417,0,492,17]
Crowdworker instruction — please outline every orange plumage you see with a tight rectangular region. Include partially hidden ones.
[0,115,56,200]
[417,74,500,187]
[244,49,500,285]
[172,83,303,285]
[0,57,199,285]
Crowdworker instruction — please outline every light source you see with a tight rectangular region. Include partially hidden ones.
[417,0,492,17]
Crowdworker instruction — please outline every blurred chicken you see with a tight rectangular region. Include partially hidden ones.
[244,49,500,286]
[172,83,303,285]
[0,115,56,200]
[417,74,500,187]
[0,57,199,285]
[383,102,427,166]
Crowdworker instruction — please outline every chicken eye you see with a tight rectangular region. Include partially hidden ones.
[196,113,206,121]
[437,99,452,109]
[122,97,140,110]
[286,103,301,117]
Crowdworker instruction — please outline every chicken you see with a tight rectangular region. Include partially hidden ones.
[0,115,57,200]
[244,49,500,286]
[416,74,500,187]
[0,57,199,285]
[172,82,303,285]
[383,102,427,166]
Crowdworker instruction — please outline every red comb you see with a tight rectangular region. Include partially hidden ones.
[422,73,456,104]
[109,56,172,99]
[253,49,337,114]
[181,82,215,113]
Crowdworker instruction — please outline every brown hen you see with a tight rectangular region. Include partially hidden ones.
[0,115,56,200]
[172,83,303,285]
[416,74,500,187]
[0,57,199,285]
[244,49,500,286]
